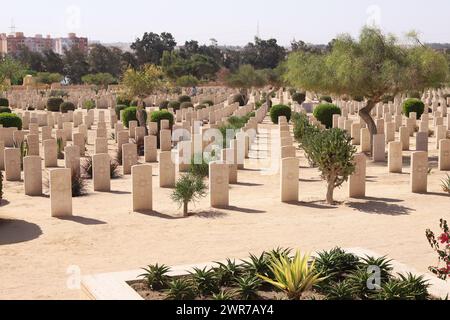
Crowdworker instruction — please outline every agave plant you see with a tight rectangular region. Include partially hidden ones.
[234,275,262,300]
[441,174,450,194]
[258,251,326,300]
[214,259,244,286]
[375,279,415,300]
[347,268,380,299]
[140,264,171,291]
[360,256,393,281]
[241,252,271,277]
[212,290,236,301]
[164,278,196,300]
[314,247,361,281]
[325,280,356,300]
[189,267,219,296]
[397,273,430,300]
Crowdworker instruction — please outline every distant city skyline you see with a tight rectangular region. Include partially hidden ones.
[1,0,450,46]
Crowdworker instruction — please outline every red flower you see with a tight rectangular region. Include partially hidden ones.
[438,233,450,244]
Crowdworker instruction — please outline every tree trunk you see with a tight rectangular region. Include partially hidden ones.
[183,202,188,217]
[358,100,378,152]
[326,181,335,205]
[136,98,148,136]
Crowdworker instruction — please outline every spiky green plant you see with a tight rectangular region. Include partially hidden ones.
[170,173,207,217]
[212,290,236,301]
[242,252,271,277]
[441,174,450,194]
[258,251,326,300]
[397,273,430,300]
[189,267,219,296]
[139,264,171,291]
[234,275,262,300]
[360,256,393,281]
[314,247,361,281]
[164,278,196,300]
[325,280,356,300]
[347,268,379,299]
[214,259,244,286]
[375,279,416,300]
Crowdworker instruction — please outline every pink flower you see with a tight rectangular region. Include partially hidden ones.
[438,233,450,244]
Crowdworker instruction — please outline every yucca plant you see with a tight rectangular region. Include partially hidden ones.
[57,138,64,159]
[214,259,244,286]
[234,275,262,300]
[139,264,171,291]
[212,290,236,301]
[164,278,196,300]
[441,174,450,194]
[189,267,219,296]
[397,273,430,300]
[258,251,326,300]
[325,280,356,300]
[170,173,207,217]
[360,256,393,281]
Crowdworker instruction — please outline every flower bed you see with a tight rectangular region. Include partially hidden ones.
[128,247,437,301]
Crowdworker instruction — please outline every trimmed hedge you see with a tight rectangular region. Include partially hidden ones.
[178,95,191,103]
[159,100,169,110]
[292,92,306,104]
[270,104,292,124]
[320,95,333,103]
[122,107,147,128]
[60,101,76,113]
[168,101,181,111]
[313,103,341,129]
[115,105,128,119]
[0,98,9,107]
[0,107,12,113]
[47,97,64,112]
[402,98,425,119]
[201,100,214,106]
[195,104,207,111]
[230,94,245,106]
[0,113,22,130]
[180,102,194,109]
[150,110,174,130]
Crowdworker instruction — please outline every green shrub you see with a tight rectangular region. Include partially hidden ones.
[122,107,147,128]
[292,92,306,104]
[60,101,76,113]
[117,96,131,106]
[0,98,9,107]
[0,113,22,130]
[201,100,214,106]
[46,97,64,112]
[49,90,68,97]
[178,95,191,103]
[230,94,245,106]
[402,98,424,119]
[171,173,207,216]
[180,102,194,109]
[168,101,181,111]
[150,110,174,131]
[83,100,96,110]
[313,103,341,129]
[320,95,333,103]
[115,105,128,120]
[0,107,12,113]
[270,104,292,124]
[159,100,169,110]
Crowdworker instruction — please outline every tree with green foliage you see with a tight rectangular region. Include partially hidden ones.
[87,44,123,78]
[241,37,286,69]
[171,173,207,217]
[284,27,449,148]
[82,73,116,88]
[176,75,199,87]
[122,65,166,134]
[63,46,89,84]
[0,56,27,88]
[35,72,63,85]
[131,32,177,66]
[226,65,267,103]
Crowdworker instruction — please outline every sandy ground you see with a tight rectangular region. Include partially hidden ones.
[1,112,449,300]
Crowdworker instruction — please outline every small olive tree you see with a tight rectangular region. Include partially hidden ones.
[284,27,449,148]
[121,64,166,135]
[171,173,207,217]
[301,127,357,204]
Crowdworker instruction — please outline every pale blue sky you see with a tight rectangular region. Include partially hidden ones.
[1,0,449,46]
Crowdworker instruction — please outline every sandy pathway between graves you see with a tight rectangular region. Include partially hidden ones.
[0,119,449,300]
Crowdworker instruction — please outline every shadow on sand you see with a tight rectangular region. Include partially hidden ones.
[346,197,414,216]
[57,216,107,225]
[0,219,43,245]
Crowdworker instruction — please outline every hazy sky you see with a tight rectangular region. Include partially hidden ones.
[1,0,449,46]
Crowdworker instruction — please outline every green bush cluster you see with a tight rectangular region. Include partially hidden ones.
[168,101,181,111]
[0,107,12,113]
[0,113,22,130]
[115,105,128,119]
[122,107,147,128]
[0,98,9,107]
[159,100,170,110]
[83,100,96,110]
[150,110,174,132]
[313,103,341,129]
[180,102,194,109]
[292,92,306,104]
[402,98,425,119]
[320,95,333,103]
[46,97,64,112]
[270,104,292,124]
[60,101,76,113]
[178,95,192,103]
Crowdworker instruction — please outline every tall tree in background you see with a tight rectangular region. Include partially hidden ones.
[241,38,286,69]
[226,64,267,103]
[42,50,64,74]
[284,27,449,148]
[0,56,27,86]
[131,32,177,66]
[63,46,89,84]
[88,44,123,78]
